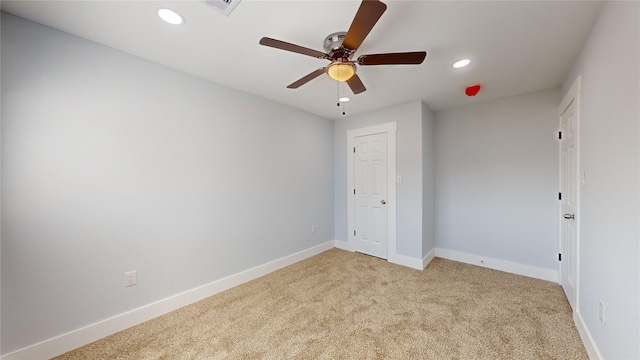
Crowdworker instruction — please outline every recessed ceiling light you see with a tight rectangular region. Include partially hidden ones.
[339,97,350,102]
[453,59,471,68]
[158,9,185,25]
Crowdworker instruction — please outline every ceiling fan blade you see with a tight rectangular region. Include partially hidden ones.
[342,0,387,52]
[259,37,328,59]
[357,52,427,65]
[287,68,327,89]
[346,74,367,94]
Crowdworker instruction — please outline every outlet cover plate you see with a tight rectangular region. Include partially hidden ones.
[124,270,137,287]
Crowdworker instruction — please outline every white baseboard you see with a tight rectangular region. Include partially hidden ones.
[574,310,602,360]
[434,248,558,282]
[423,248,436,269]
[391,248,435,270]
[334,240,353,251]
[390,253,423,270]
[1,241,335,360]
[335,240,432,271]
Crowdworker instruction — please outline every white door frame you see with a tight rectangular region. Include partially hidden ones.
[558,75,581,311]
[347,122,397,263]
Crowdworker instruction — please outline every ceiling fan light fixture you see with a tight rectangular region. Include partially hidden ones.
[327,62,355,82]
[158,8,185,25]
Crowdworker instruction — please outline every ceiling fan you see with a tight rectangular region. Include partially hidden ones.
[259,0,427,95]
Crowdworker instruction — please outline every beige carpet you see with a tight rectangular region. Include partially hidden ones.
[54,249,587,359]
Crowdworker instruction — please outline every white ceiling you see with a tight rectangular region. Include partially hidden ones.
[1,0,603,120]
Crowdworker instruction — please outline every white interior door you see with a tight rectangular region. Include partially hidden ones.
[353,132,388,259]
[559,82,579,310]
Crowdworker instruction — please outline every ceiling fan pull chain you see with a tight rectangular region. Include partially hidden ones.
[337,82,347,116]
[341,82,347,116]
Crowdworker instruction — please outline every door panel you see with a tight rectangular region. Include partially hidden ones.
[560,97,578,310]
[354,132,388,259]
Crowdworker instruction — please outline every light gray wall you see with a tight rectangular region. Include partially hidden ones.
[1,14,334,355]
[435,89,560,270]
[334,101,423,259]
[562,1,639,358]
[421,102,436,257]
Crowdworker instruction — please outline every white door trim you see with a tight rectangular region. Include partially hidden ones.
[347,122,397,263]
[558,75,581,311]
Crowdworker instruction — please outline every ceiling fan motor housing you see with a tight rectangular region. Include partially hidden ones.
[324,31,354,60]
[324,32,346,53]
[324,32,356,82]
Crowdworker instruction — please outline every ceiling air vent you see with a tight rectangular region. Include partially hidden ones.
[201,0,241,17]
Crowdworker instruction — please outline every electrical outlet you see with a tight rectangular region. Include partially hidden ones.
[599,301,605,324]
[124,270,137,287]
[311,225,316,234]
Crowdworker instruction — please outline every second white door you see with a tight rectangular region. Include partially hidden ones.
[353,132,388,259]
[559,90,579,310]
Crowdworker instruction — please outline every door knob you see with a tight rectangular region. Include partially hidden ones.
[380,200,386,205]
[563,213,575,220]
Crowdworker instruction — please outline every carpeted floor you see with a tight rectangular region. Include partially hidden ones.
[54,249,588,359]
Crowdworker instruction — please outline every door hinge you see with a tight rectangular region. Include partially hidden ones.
[353,147,356,153]
[354,230,356,236]
[559,253,562,261]
[558,131,562,140]
[353,188,356,195]
[558,192,562,200]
